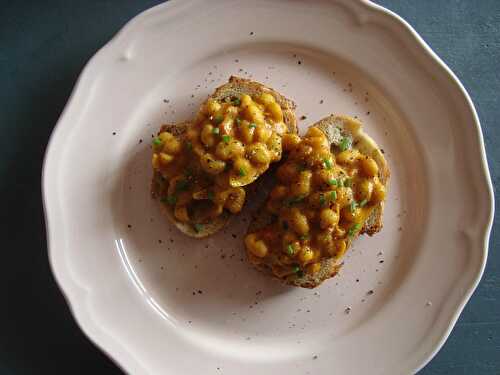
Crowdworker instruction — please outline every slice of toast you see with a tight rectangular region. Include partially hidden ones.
[151,122,231,238]
[247,115,390,288]
[151,77,297,238]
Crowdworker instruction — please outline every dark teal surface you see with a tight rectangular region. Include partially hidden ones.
[0,1,498,374]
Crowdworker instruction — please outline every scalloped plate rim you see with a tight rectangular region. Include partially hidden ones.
[42,1,495,374]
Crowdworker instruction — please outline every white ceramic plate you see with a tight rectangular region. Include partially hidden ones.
[43,1,494,374]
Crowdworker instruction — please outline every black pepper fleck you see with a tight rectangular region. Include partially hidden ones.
[112,132,116,135]
[300,115,307,120]
[367,290,374,295]
[249,31,254,35]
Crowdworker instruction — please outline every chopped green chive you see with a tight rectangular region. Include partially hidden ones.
[328,178,338,186]
[338,179,344,187]
[287,244,294,255]
[213,114,224,124]
[152,137,163,147]
[285,196,304,206]
[161,195,177,205]
[232,98,241,106]
[350,200,358,212]
[348,223,362,237]
[239,167,246,176]
[344,178,352,187]
[292,265,301,273]
[323,158,333,169]
[297,163,307,172]
[249,122,257,129]
[339,137,352,151]
[175,179,189,192]
[330,191,337,201]
[222,135,231,144]
[212,127,220,134]
[208,191,215,201]
[319,194,326,206]
[359,199,368,207]
[193,223,204,233]
[186,141,193,151]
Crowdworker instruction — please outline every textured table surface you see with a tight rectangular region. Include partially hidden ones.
[0,1,498,374]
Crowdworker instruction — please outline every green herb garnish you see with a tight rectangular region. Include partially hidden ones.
[222,135,231,144]
[339,137,352,151]
[193,223,204,233]
[350,200,358,212]
[248,122,257,129]
[344,178,352,187]
[213,114,224,124]
[323,158,333,169]
[232,97,241,106]
[328,178,338,186]
[152,137,163,148]
[319,194,326,206]
[348,223,362,237]
[161,195,177,205]
[235,117,241,126]
[285,195,304,206]
[212,127,220,134]
[297,163,307,172]
[359,199,368,207]
[239,167,246,176]
[175,179,189,192]
[292,265,301,273]
[287,244,294,256]
[330,191,337,201]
